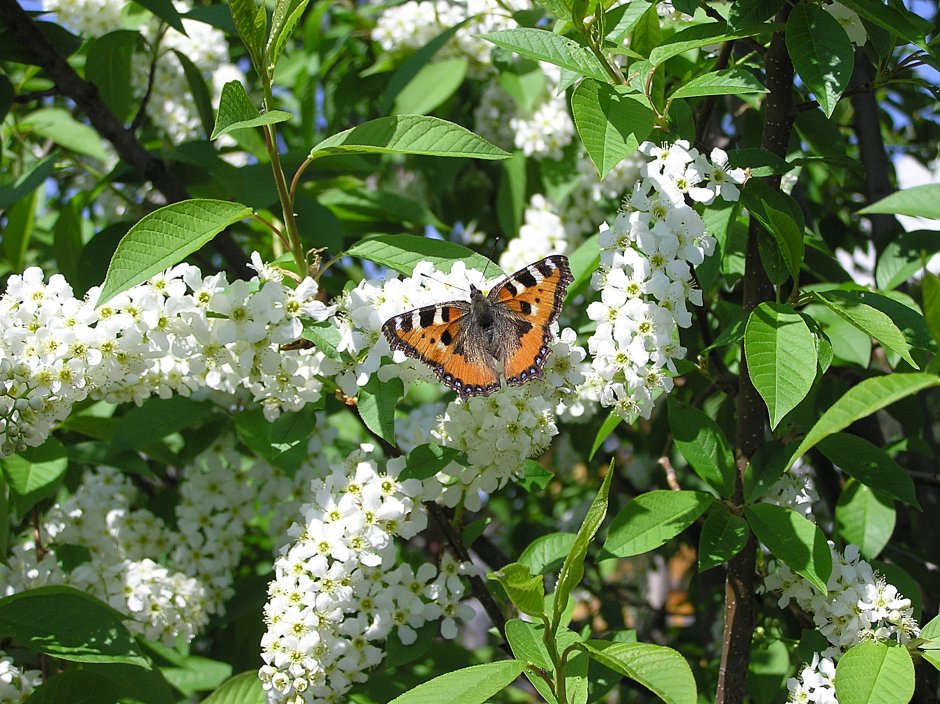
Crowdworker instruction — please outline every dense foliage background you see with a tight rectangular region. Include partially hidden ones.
[0,0,938,702]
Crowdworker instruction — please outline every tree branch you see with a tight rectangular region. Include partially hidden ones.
[0,0,251,279]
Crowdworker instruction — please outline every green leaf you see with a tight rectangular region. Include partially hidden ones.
[0,438,68,516]
[301,319,344,361]
[481,28,608,81]
[571,80,654,179]
[835,642,915,704]
[744,303,818,429]
[319,188,446,229]
[668,400,736,497]
[212,80,291,139]
[590,410,621,460]
[786,4,853,118]
[859,183,940,219]
[489,563,546,618]
[553,463,614,629]
[21,108,108,162]
[392,58,469,116]
[744,503,832,593]
[498,58,548,114]
[267,0,311,67]
[837,0,931,43]
[85,31,140,121]
[876,231,940,291]
[96,199,251,306]
[519,459,554,492]
[565,233,599,303]
[160,655,232,695]
[649,22,779,65]
[581,641,697,704]
[172,49,215,139]
[497,153,527,238]
[519,532,577,575]
[809,290,917,368]
[728,0,786,29]
[670,68,768,99]
[3,189,37,272]
[53,199,84,287]
[817,433,919,508]
[505,620,556,703]
[347,234,498,276]
[358,376,403,444]
[380,20,469,110]
[133,0,187,33]
[698,507,750,571]
[228,0,265,68]
[0,154,57,209]
[310,115,510,160]
[388,661,526,704]
[728,148,793,178]
[110,396,213,455]
[604,490,714,558]
[26,670,120,704]
[0,586,148,666]
[835,480,895,560]
[401,444,461,481]
[761,201,804,282]
[925,273,940,345]
[202,671,267,704]
[787,373,940,470]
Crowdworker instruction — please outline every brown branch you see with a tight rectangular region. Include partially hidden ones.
[0,0,251,279]
[716,11,793,704]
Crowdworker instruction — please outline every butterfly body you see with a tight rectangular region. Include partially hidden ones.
[382,255,573,399]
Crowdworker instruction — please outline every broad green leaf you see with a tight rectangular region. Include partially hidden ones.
[745,503,831,593]
[133,0,186,33]
[604,490,714,558]
[235,407,319,473]
[809,290,916,367]
[670,68,768,99]
[534,0,571,19]
[202,671,267,704]
[0,154,57,209]
[388,661,526,704]
[0,438,68,516]
[859,183,940,219]
[319,188,446,229]
[498,58,548,114]
[837,0,931,43]
[0,586,148,666]
[497,153,526,238]
[925,273,940,344]
[605,1,651,43]
[762,201,804,282]
[25,671,119,704]
[160,655,232,695]
[172,49,215,138]
[668,400,735,497]
[728,148,793,178]
[649,22,779,65]
[267,0,311,67]
[505,620,557,704]
[698,507,749,572]
[519,459,554,492]
[110,396,213,455]
[21,108,109,162]
[743,441,790,502]
[876,231,940,291]
[392,58,469,116]
[309,115,509,160]
[835,642,915,704]
[3,189,37,272]
[212,80,291,139]
[581,641,697,704]
[301,319,344,361]
[481,28,608,81]
[228,0,265,67]
[786,4,853,118]
[347,234,498,276]
[53,199,83,287]
[729,0,786,29]
[835,481,895,560]
[590,410,621,459]
[566,233,599,303]
[96,199,251,306]
[519,532,577,575]
[571,80,654,179]
[805,303,871,368]
[85,31,139,121]
[489,563,545,618]
[358,376,403,444]
[744,303,817,429]
[401,444,461,481]
[381,21,470,112]
[553,462,614,629]
[817,433,918,508]
[787,373,940,470]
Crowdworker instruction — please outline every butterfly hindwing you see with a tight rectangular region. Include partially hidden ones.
[381,303,500,398]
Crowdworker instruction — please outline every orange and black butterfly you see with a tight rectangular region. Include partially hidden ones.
[381,255,573,399]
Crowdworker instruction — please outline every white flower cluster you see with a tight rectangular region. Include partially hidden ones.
[0,466,210,647]
[372,0,528,72]
[787,653,837,704]
[762,458,820,519]
[766,543,920,661]
[0,655,42,704]
[259,445,475,704]
[40,0,124,38]
[585,140,745,422]
[0,257,335,457]
[509,94,576,160]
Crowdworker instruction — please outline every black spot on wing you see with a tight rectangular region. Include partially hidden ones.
[419,308,436,328]
[440,328,453,345]
[536,260,554,277]
[519,300,532,315]
[516,270,537,288]
[399,315,413,332]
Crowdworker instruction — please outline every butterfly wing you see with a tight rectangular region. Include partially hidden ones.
[382,302,500,398]
[487,255,573,386]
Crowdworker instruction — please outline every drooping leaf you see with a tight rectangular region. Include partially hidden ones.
[347,234,498,276]
[357,376,403,444]
[817,433,919,508]
[212,80,291,139]
[481,28,608,81]
[387,661,527,704]
[745,503,832,593]
[604,491,714,558]
[835,481,895,560]
[698,507,749,572]
[786,4,853,118]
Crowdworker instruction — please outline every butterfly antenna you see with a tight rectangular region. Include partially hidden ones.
[479,237,500,287]
[419,272,468,294]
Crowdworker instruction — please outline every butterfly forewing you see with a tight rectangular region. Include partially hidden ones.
[381,303,500,397]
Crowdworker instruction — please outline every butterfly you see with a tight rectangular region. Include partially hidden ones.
[381,255,573,399]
